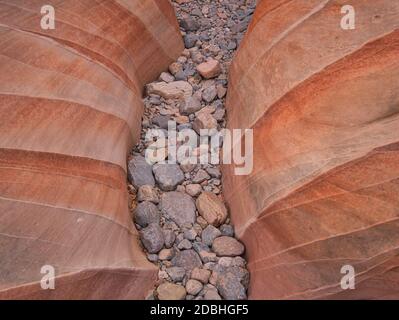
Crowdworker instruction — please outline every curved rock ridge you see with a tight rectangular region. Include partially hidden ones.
[0,0,183,299]
[222,0,399,299]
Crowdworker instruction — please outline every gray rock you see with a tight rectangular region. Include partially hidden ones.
[153,164,184,191]
[157,282,186,300]
[183,228,197,241]
[192,169,211,184]
[212,236,245,257]
[227,40,237,50]
[175,70,188,81]
[166,267,186,282]
[178,239,193,250]
[140,223,164,254]
[191,8,203,17]
[218,257,233,267]
[186,279,203,295]
[192,112,218,134]
[199,250,218,263]
[180,16,200,31]
[128,155,154,188]
[216,271,247,300]
[147,253,159,263]
[202,225,222,246]
[172,250,203,271]
[158,248,174,260]
[193,241,210,254]
[180,96,202,115]
[163,229,176,248]
[184,34,199,48]
[206,167,222,179]
[160,192,196,227]
[152,115,171,130]
[180,163,197,173]
[149,95,161,105]
[220,224,234,237]
[202,85,218,103]
[134,201,160,227]
[204,290,222,300]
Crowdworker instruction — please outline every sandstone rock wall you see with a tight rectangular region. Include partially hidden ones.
[223,0,399,299]
[0,0,183,299]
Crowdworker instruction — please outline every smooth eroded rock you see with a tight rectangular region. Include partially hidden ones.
[160,192,196,227]
[147,81,193,100]
[212,236,244,257]
[153,163,184,191]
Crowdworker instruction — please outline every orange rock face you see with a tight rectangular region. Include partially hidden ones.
[223,0,399,299]
[0,0,183,299]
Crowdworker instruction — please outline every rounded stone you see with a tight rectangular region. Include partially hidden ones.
[201,225,222,246]
[134,201,160,227]
[166,267,186,282]
[153,164,184,191]
[140,223,165,254]
[186,279,203,295]
[172,250,203,271]
[212,236,245,257]
[157,282,186,300]
[163,229,176,248]
[160,192,196,227]
[137,185,159,203]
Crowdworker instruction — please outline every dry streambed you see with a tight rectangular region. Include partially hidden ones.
[127,0,256,300]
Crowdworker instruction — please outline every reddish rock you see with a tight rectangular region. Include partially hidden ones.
[196,59,222,79]
[223,0,399,299]
[212,236,244,257]
[196,192,228,227]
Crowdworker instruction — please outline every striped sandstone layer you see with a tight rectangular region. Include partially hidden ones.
[223,0,399,299]
[0,0,183,299]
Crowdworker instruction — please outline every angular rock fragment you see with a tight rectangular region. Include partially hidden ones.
[146,81,193,100]
[196,59,222,79]
[212,236,244,257]
[128,155,155,188]
[153,164,184,191]
[180,96,203,115]
[134,201,160,227]
[196,192,228,227]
